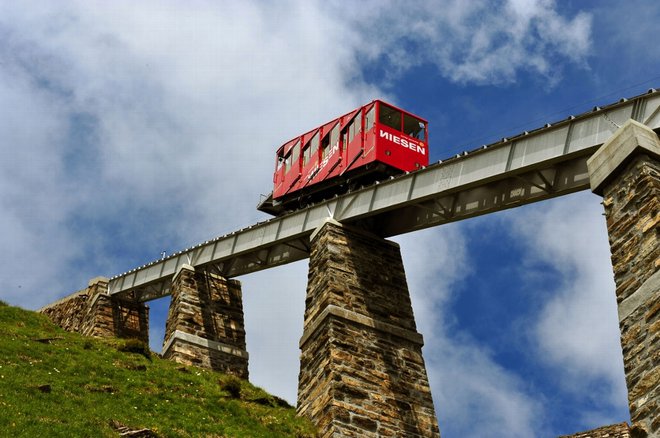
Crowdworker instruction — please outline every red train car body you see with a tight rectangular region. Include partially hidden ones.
[258,100,428,215]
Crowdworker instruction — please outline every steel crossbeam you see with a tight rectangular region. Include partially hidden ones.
[108,89,660,301]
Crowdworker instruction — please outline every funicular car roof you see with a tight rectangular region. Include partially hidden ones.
[277,100,427,157]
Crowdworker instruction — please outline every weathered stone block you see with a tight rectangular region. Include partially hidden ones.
[40,277,149,343]
[298,219,440,437]
[587,119,660,195]
[162,265,248,379]
[588,121,660,436]
[560,422,631,438]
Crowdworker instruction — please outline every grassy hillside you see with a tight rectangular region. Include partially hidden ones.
[0,300,316,437]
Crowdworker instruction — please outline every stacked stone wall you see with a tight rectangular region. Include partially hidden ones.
[298,220,439,437]
[163,265,248,379]
[601,155,659,436]
[40,277,149,344]
[40,289,90,333]
[561,422,631,438]
[587,121,660,437]
[604,156,660,305]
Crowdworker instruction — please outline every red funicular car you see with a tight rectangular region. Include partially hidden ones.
[258,100,428,215]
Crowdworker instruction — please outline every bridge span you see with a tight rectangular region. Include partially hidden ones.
[108,89,660,301]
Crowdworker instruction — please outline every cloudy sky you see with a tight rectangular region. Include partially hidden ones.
[1,1,659,436]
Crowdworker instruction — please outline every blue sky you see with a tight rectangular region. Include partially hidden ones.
[1,1,659,436]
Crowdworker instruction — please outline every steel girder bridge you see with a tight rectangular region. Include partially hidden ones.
[108,89,660,302]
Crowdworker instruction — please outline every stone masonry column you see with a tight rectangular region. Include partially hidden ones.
[162,264,249,379]
[40,276,149,344]
[587,120,660,436]
[297,219,440,437]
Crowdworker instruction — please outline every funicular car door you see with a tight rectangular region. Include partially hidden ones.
[300,129,320,191]
[307,119,342,187]
[361,102,377,165]
[340,108,365,174]
[273,138,301,199]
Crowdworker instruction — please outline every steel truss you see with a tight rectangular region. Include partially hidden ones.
[109,89,660,301]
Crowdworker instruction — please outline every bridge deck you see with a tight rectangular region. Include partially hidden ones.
[108,89,660,301]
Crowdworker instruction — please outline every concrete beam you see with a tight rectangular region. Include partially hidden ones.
[587,119,660,195]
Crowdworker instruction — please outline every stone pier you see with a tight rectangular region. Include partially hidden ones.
[40,277,149,343]
[587,120,660,436]
[297,219,439,437]
[162,264,249,379]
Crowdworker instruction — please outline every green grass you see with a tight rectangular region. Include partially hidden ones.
[0,304,316,437]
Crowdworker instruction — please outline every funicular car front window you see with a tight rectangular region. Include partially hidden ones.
[403,113,426,140]
[276,149,285,170]
[379,104,401,131]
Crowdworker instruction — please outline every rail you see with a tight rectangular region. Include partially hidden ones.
[108,89,660,301]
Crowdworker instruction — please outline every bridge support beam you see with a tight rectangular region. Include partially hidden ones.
[587,120,660,436]
[162,264,249,379]
[297,219,439,437]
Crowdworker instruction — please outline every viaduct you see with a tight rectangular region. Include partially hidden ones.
[41,89,660,437]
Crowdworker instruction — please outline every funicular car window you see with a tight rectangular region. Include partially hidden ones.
[276,149,284,171]
[320,131,329,158]
[286,140,300,173]
[302,143,309,165]
[348,115,360,144]
[403,113,426,140]
[292,141,300,166]
[331,123,339,145]
[303,132,319,165]
[284,153,292,172]
[365,106,375,132]
[322,123,340,159]
[379,104,401,131]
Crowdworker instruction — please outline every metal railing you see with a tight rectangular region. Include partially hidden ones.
[108,89,660,301]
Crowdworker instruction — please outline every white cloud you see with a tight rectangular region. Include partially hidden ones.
[397,227,542,437]
[0,0,380,412]
[240,260,309,404]
[329,0,592,85]
[0,1,379,309]
[0,57,85,304]
[511,193,628,412]
[0,0,593,296]
[0,2,607,436]
[395,193,629,434]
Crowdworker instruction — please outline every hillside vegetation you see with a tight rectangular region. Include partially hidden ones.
[0,300,316,437]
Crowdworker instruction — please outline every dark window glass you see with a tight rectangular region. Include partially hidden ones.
[403,113,426,140]
[379,104,401,131]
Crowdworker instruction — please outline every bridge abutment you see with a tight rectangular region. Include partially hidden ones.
[162,264,249,379]
[587,120,660,436]
[297,219,440,437]
[40,277,149,343]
